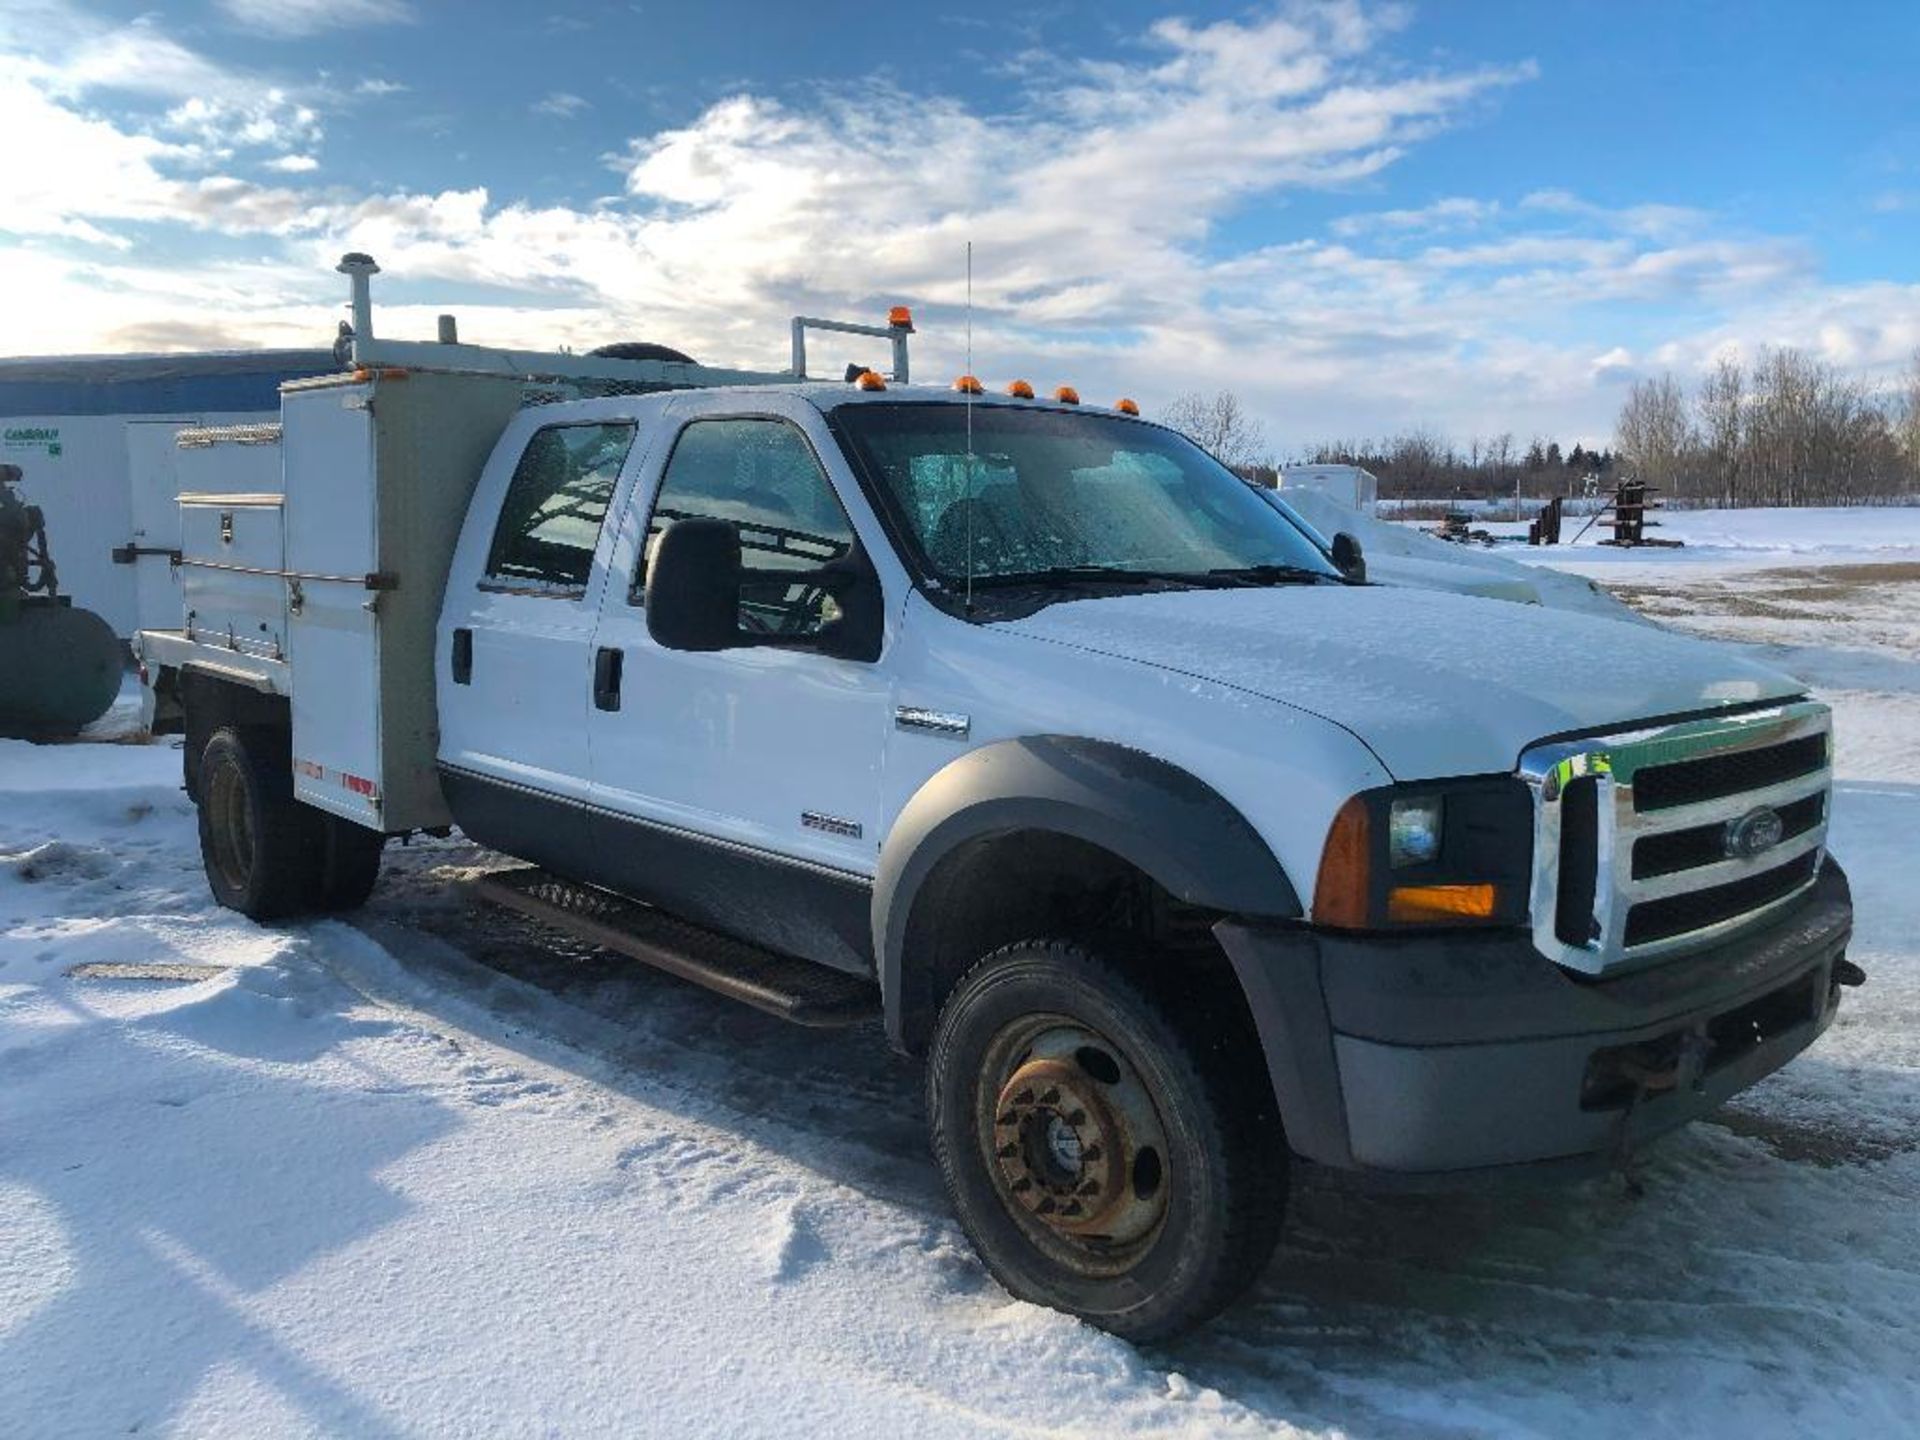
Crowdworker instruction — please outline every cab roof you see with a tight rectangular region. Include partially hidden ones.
[758,381,1146,420]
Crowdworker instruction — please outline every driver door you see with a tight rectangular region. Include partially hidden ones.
[584,403,891,971]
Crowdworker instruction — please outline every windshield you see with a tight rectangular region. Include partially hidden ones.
[831,403,1341,598]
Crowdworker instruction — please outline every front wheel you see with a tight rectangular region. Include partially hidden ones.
[927,941,1288,1341]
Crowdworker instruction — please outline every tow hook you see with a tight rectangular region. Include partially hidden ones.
[1610,1031,1712,1196]
[1833,957,1867,989]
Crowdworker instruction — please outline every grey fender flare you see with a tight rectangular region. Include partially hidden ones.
[874,735,1302,1049]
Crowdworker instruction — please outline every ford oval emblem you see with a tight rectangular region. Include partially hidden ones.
[1725,806,1785,860]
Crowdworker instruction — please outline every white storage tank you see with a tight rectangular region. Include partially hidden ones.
[1279,463,1379,515]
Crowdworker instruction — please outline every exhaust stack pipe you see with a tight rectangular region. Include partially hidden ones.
[336,252,381,349]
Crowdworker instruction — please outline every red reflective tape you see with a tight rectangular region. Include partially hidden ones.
[343,773,377,797]
[294,758,324,779]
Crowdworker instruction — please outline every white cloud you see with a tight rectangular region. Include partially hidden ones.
[1331,196,1499,236]
[2,1,1915,445]
[355,77,407,97]
[163,93,324,157]
[217,0,414,39]
[532,92,591,119]
[5,6,326,162]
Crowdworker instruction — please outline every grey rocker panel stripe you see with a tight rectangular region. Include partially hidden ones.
[439,764,876,977]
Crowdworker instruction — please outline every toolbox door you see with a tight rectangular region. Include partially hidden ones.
[282,382,385,828]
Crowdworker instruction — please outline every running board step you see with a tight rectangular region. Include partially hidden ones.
[473,867,879,1027]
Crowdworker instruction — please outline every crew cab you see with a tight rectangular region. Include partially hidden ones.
[137,257,1860,1341]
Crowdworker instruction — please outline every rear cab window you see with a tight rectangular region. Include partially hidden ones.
[483,421,637,595]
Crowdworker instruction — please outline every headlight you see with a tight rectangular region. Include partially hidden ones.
[1388,796,1443,868]
[1314,780,1532,931]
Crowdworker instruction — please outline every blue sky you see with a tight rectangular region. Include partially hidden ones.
[2,0,1915,446]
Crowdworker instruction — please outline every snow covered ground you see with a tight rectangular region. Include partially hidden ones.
[1479,504,1920,574]
[3,510,1917,1437]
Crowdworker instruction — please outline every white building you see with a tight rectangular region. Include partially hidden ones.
[0,350,334,636]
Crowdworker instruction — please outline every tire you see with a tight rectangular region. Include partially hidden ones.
[927,940,1288,1342]
[196,726,318,921]
[308,812,384,912]
[586,341,697,364]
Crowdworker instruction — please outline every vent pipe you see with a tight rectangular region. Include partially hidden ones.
[335,252,380,345]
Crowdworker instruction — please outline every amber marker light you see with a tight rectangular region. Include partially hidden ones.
[1053,385,1081,405]
[1006,379,1035,399]
[953,374,984,394]
[855,369,888,391]
[1312,795,1372,928]
[1386,884,1499,925]
[888,306,914,328]
[1115,398,1140,415]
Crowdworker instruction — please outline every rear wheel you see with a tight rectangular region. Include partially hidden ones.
[308,811,384,912]
[927,940,1288,1341]
[197,726,317,921]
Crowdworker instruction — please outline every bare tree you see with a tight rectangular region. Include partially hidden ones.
[1893,348,1920,485]
[1696,356,1744,507]
[1614,374,1693,491]
[1162,390,1267,469]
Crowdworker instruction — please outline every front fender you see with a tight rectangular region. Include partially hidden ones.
[874,735,1302,1046]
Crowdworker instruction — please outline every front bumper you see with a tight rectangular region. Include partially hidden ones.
[1214,859,1855,1180]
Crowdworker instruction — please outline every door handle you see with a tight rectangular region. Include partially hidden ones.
[451,628,472,684]
[593,646,623,711]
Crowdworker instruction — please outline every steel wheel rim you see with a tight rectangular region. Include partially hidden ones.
[975,1013,1172,1275]
[207,762,254,894]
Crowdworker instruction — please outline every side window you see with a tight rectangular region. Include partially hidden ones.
[639,418,856,637]
[483,422,636,594]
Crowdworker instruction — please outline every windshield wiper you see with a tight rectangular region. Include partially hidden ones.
[1204,563,1341,586]
[968,564,1224,591]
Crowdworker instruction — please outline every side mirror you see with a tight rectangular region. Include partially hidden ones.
[810,545,884,663]
[1331,531,1367,583]
[645,517,742,651]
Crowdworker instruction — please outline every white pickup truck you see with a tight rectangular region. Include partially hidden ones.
[138,256,1859,1340]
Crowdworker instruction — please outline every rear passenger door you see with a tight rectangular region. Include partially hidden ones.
[437,417,638,813]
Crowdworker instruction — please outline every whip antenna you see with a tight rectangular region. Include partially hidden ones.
[964,239,976,615]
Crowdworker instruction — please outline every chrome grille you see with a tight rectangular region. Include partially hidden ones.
[1519,700,1832,975]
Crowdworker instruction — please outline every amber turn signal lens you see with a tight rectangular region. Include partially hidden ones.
[888,306,914,327]
[1313,795,1372,928]
[1386,883,1498,924]
[1005,379,1035,399]
[952,374,984,394]
[1115,397,1140,415]
[1053,385,1081,405]
[855,370,887,391]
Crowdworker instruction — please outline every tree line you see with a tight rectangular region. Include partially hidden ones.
[1164,346,1920,505]
[1614,347,1920,507]
[1161,391,1618,499]
[1294,431,1618,499]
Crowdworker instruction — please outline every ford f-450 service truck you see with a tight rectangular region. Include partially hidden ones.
[137,256,1860,1340]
